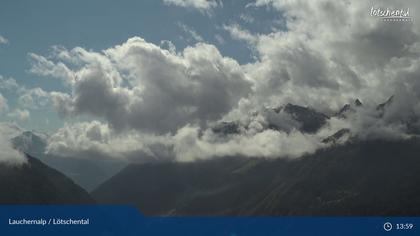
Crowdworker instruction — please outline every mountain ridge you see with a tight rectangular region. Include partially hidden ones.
[0,154,94,204]
[92,138,420,216]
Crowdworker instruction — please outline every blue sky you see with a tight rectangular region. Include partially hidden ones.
[0,0,283,132]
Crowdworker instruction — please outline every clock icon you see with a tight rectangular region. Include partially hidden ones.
[384,222,393,231]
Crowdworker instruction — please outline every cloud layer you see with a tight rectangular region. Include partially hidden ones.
[21,0,420,163]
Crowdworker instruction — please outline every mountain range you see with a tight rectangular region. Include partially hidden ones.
[2,96,420,216]
[91,96,420,216]
[92,138,420,216]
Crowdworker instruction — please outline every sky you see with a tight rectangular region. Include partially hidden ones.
[1,0,420,164]
[0,0,282,131]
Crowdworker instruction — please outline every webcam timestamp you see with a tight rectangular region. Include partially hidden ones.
[383,222,415,232]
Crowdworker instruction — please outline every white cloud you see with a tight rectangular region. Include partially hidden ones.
[0,93,8,113]
[0,123,27,165]
[163,0,218,12]
[0,76,53,111]
[0,35,8,45]
[7,109,30,122]
[28,53,74,85]
[177,23,204,42]
[0,122,22,139]
[172,125,322,161]
[0,76,53,125]
[242,0,420,112]
[18,87,51,109]
[31,0,420,162]
[45,120,322,162]
[0,76,18,90]
[223,24,258,45]
[46,121,173,161]
[30,37,252,134]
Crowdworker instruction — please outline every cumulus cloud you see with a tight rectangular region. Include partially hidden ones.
[0,76,53,129]
[243,0,420,137]
[0,76,53,111]
[248,0,419,108]
[18,87,51,109]
[30,37,252,134]
[0,76,19,90]
[28,53,74,84]
[30,0,420,162]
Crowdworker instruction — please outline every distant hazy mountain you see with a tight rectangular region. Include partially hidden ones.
[11,131,47,157]
[93,138,420,216]
[0,155,93,204]
[11,131,125,191]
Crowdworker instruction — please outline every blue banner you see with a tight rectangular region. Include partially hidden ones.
[0,206,418,236]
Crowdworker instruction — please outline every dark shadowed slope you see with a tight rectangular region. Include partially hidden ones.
[249,139,420,216]
[11,131,125,191]
[93,138,420,216]
[93,157,253,215]
[0,155,93,204]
